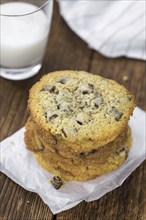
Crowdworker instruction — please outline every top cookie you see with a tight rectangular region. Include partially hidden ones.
[28,70,135,148]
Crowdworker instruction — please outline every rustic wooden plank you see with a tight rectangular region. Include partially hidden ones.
[0,2,91,220]
[0,174,54,220]
[56,54,146,220]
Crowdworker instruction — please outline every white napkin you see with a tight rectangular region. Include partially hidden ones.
[58,0,146,60]
[0,107,145,214]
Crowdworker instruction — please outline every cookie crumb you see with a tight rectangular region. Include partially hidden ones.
[122,75,129,81]
[50,176,63,189]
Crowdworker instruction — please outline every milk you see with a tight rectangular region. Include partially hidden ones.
[0,2,50,68]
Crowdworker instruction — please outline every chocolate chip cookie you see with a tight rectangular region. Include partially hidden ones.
[28,70,135,151]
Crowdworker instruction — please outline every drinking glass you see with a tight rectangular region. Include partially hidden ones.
[0,0,53,80]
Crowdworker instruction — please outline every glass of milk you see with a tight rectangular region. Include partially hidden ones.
[0,0,53,80]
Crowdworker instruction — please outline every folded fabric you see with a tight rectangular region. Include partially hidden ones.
[0,107,145,214]
[58,0,145,60]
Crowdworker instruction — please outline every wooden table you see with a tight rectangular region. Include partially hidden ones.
[0,3,146,220]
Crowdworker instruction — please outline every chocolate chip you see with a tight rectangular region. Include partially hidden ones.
[108,107,123,121]
[91,149,97,154]
[44,112,47,119]
[61,129,67,137]
[82,91,88,95]
[81,83,93,94]
[57,77,69,84]
[49,114,58,121]
[79,149,97,157]
[115,112,123,121]
[127,96,132,101]
[116,147,128,158]
[50,176,63,189]
[79,152,86,157]
[88,83,94,89]
[57,102,69,111]
[42,85,56,93]
[94,97,103,108]
[57,104,60,110]
[76,120,83,125]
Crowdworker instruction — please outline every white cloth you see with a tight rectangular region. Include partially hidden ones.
[0,107,146,214]
[58,0,146,60]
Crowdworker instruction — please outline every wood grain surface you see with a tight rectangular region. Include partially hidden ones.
[0,2,146,220]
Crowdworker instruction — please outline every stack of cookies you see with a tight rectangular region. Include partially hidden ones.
[25,70,135,182]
